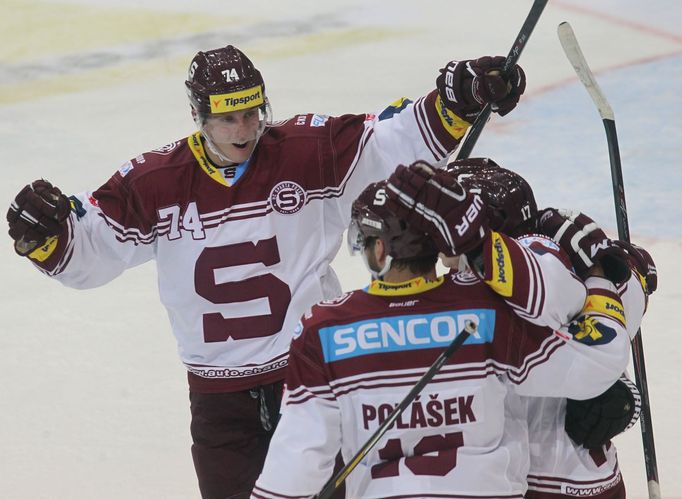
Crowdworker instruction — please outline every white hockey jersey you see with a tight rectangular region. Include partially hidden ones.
[525,270,647,498]
[26,91,468,392]
[252,232,631,498]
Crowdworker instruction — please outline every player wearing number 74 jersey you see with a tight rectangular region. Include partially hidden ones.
[5,46,526,498]
[252,167,631,498]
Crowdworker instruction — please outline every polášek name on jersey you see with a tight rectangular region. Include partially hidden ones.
[319,309,496,362]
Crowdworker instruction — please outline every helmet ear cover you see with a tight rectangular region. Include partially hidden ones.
[446,158,538,238]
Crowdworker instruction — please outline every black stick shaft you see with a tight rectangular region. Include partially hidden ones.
[455,0,548,160]
[603,118,660,489]
[557,22,661,496]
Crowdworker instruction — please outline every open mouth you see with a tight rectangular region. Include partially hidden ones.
[232,142,249,149]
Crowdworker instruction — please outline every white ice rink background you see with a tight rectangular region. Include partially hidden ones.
[1,0,680,497]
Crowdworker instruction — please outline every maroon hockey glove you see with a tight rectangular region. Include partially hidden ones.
[385,161,489,256]
[537,208,630,284]
[613,240,658,294]
[7,179,70,256]
[436,56,526,123]
[565,377,640,449]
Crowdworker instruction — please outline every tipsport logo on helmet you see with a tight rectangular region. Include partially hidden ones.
[209,85,264,113]
[318,309,495,362]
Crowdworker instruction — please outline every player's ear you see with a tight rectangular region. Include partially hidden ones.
[373,238,387,267]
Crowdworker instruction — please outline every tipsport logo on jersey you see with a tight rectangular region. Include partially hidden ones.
[319,309,495,363]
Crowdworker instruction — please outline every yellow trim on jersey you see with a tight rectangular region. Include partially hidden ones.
[485,231,513,297]
[583,293,627,328]
[188,132,231,187]
[367,276,444,296]
[209,85,264,113]
[28,236,59,262]
[435,95,471,139]
[635,270,649,295]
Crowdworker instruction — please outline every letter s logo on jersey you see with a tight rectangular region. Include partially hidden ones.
[270,181,306,214]
[318,309,496,362]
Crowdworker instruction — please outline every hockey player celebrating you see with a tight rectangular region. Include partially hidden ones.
[5,45,525,498]
[251,163,631,498]
[443,158,656,499]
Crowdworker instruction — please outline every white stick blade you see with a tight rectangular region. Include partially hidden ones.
[557,22,614,120]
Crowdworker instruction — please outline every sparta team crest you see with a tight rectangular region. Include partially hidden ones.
[270,181,306,214]
[151,142,179,155]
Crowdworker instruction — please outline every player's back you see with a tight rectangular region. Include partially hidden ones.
[293,272,543,498]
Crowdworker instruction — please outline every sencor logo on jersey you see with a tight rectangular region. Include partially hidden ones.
[318,309,495,362]
[270,181,306,214]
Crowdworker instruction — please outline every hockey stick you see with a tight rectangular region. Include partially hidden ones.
[455,0,548,160]
[316,320,478,499]
[557,22,661,499]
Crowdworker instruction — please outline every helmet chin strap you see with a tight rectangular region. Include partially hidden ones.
[362,252,393,281]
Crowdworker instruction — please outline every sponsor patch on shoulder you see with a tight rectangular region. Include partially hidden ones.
[378,97,412,121]
[292,320,304,339]
[568,316,618,346]
[518,234,560,252]
[310,114,329,127]
[118,161,134,177]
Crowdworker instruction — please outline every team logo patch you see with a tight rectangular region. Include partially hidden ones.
[270,181,306,214]
[568,316,618,346]
[151,141,178,155]
[318,309,495,363]
[319,292,353,307]
[450,271,479,286]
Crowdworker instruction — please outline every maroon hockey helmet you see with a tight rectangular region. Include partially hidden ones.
[446,157,537,237]
[185,45,266,115]
[348,180,438,261]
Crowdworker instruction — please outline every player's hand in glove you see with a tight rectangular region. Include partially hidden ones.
[7,179,70,256]
[385,161,489,256]
[565,377,640,449]
[537,208,631,285]
[613,240,658,294]
[436,55,526,123]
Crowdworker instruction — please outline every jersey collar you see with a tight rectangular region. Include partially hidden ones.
[188,132,234,187]
[366,276,444,296]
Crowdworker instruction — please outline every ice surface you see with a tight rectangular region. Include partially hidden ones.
[1,1,680,497]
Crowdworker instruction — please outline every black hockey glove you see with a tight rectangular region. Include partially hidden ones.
[613,240,658,294]
[7,179,70,256]
[385,161,489,256]
[565,377,640,449]
[436,56,526,123]
[537,208,631,284]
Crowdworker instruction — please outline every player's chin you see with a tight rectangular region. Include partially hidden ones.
[224,140,256,163]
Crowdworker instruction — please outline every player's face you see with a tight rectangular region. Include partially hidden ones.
[202,107,263,163]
